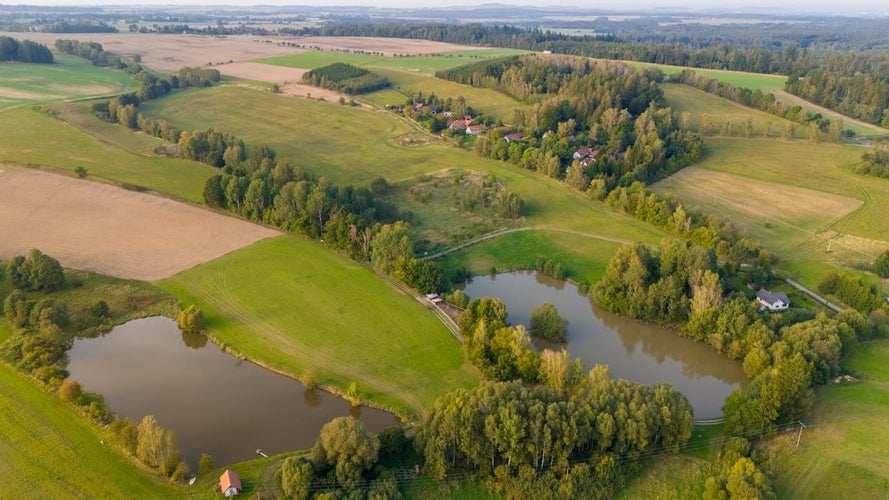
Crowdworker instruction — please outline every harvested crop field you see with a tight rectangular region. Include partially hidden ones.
[16,33,487,73]
[215,62,346,101]
[0,168,278,280]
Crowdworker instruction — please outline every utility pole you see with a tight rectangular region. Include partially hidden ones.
[796,421,807,448]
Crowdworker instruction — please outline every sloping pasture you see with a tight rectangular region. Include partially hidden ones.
[652,137,889,278]
[159,235,478,418]
[0,361,180,498]
[0,54,137,110]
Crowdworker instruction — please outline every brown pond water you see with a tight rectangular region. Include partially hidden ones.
[461,271,747,419]
[67,316,401,467]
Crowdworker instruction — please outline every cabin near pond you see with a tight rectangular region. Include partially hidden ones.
[219,469,241,497]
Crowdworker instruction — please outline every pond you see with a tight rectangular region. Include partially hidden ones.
[67,316,401,467]
[461,271,747,419]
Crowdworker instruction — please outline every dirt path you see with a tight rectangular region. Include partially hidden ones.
[784,278,845,313]
[0,167,279,280]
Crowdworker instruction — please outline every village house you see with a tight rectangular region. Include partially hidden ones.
[220,470,242,497]
[466,124,489,135]
[573,147,595,160]
[756,289,790,311]
[504,132,525,143]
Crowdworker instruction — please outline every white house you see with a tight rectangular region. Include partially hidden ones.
[756,289,790,311]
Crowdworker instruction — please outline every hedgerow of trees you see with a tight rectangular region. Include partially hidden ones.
[0,36,53,63]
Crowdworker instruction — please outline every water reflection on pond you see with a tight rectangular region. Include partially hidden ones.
[462,271,746,419]
[67,316,401,467]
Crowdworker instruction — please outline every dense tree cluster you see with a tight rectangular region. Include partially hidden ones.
[459,297,540,383]
[443,56,701,194]
[854,148,889,179]
[593,240,719,324]
[818,272,887,314]
[602,182,772,273]
[5,249,65,293]
[702,438,775,500]
[529,303,568,343]
[875,250,889,279]
[786,70,889,127]
[419,376,693,496]
[0,36,53,63]
[279,417,401,499]
[301,62,390,94]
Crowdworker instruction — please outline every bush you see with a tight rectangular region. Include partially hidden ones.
[530,303,569,342]
[177,305,205,334]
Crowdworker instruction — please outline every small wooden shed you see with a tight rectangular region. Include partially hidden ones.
[220,469,242,497]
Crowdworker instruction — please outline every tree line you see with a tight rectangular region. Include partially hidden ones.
[299,23,807,76]
[1,251,194,482]
[668,69,846,140]
[0,36,53,63]
[302,62,390,95]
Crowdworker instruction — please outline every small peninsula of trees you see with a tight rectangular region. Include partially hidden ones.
[302,62,390,94]
[0,36,53,63]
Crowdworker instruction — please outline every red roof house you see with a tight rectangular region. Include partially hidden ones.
[220,470,242,497]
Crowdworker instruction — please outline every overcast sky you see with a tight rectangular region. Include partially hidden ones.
[7,0,889,15]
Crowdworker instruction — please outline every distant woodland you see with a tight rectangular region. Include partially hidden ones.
[0,36,53,63]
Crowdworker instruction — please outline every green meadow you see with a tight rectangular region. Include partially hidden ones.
[138,84,662,250]
[159,235,478,418]
[437,229,625,286]
[255,49,530,122]
[630,60,788,92]
[0,106,214,202]
[0,360,180,498]
[769,340,889,499]
[0,54,138,111]
[653,137,889,284]
[662,83,811,139]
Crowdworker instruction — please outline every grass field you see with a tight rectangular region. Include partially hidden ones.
[630,61,788,92]
[663,83,882,139]
[437,229,625,286]
[0,360,181,498]
[652,137,889,282]
[0,54,138,111]
[0,106,214,202]
[662,83,812,139]
[138,85,662,247]
[768,340,889,499]
[254,50,529,122]
[159,235,479,419]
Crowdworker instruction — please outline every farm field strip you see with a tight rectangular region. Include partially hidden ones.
[0,167,278,281]
[0,54,138,108]
[0,106,214,202]
[653,167,863,255]
[159,235,478,418]
[651,137,889,275]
